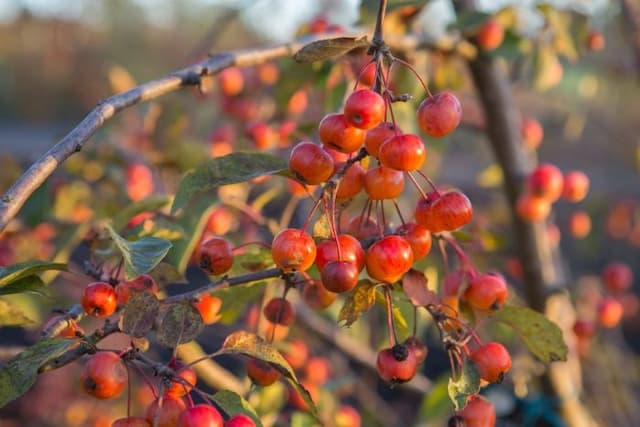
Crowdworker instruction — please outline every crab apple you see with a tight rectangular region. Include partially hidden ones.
[177,404,223,427]
[414,191,473,232]
[289,141,335,184]
[573,319,596,339]
[597,297,624,328]
[562,171,590,202]
[528,163,564,202]
[364,165,405,200]
[366,236,414,283]
[365,122,401,158]
[586,31,605,51]
[378,133,426,171]
[82,282,117,317]
[305,357,331,385]
[516,193,551,222]
[198,237,234,275]
[282,339,309,370]
[258,319,290,342]
[568,210,591,239]
[318,113,366,153]
[321,260,359,293]
[470,342,512,383]
[246,121,276,150]
[226,414,256,427]
[376,344,418,384]
[263,298,295,326]
[164,359,197,397]
[42,314,83,339]
[206,206,235,235]
[111,417,151,427]
[246,358,280,386]
[193,295,223,325]
[81,352,127,400]
[145,397,188,427]
[336,162,365,200]
[287,88,308,116]
[602,262,633,293]
[396,222,432,260]
[458,394,496,427]
[126,163,154,202]
[271,228,316,272]
[416,92,462,138]
[115,274,159,306]
[344,89,385,130]
[257,62,280,85]
[403,336,428,364]
[521,117,543,150]
[218,67,244,96]
[346,215,379,240]
[302,280,338,310]
[476,18,504,51]
[463,272,508,311]
[335,405,361,427]
[315,234,365,272]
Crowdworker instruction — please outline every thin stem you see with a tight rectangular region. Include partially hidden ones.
[392,199,406,227]
[372,0,388,45]
[383,286,398,346]
[406,171,429,200]
[415,170,440,195]
[391,56,433,98]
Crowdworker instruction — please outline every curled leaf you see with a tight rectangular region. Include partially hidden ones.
[402,269,438,306]
[294,36,369,63]
[338,280,376,327]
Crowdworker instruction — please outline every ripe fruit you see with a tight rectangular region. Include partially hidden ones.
[527,163,564,202]
[562,170,590,202]
[263,298,295,326]
[111,417,151,427]
[246,121,276,151]
[597,297,624,328]
[206,206,235,235]
[376,344,418,383]
[258,319,290,342]
[315,234,365,272]
[318,113,366,153]
[226,414,256,427]
[586,31,605,51]
[288,379,319,411]
[289,142,335,184]
[218,67,244,96]
[516,193,551,222]
[366,236,414,283]
[281,339,309,370]
[403,336,428,364]
[470,342,512,383]
[344,89,385,130]
[271,228,316,272]
[321,260,359,293]
[335,162,365,200]
[287,88,308,116]
[414,191,473,232]
[378,134,426,171]
[177,404,223,427]
[568,210,591,239]
[258,62,280,85]
[573,319,596,339]
[81,282,117,317]
[146,396,187,427]
[81,352,127,399]
[198,237,234,275]
[126,163,154,202]
[346,215,379,240]
[416,92,462,138]
[302,280,338,310]
[365,122,401,158]
[363,166,405,200]
[115,274,159,306]
[463,272,508,311]
[475,18,504,51]
[521,117,543,150]
[246,358,280,386]
[458,395,496,427]
[193,294,223,325]
[305,357,331,385]
[396,222,432,260]
[164,359,197,398]
[602,262,633,292]
[335,405,361,427]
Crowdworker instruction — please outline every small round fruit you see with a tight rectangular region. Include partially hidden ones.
[365,122,401,158]
[246,121,276,150]
[562,171,590,202]
[111,417,151,427]
[281,339,309,370]
[218,67,244,96]
[527,163,564,202]
[198,237,234,275]
[586,31,605,51]
[193,295,222,325]
[602,262,633,293]
[321,260,359,293]
[146,396,187,427]
[521,117,543,150]
[289,141,335,184]
[396,222,432,260]
[363,166,405,200]
[305,357,331,385]
[271,228,316,272]
[177,404,223,427]
[568,210,591,239]
[403,336,428,364]
[246,358,280,386]
[573,319,596,339]
[335,405,361,427]
[335,162,365,200]
[470,342,512,383]
[416,92,462,138]
[463,272,508,311]
[344,89,385,130]
[226,414,256,427]
[81,352,127,399]
[164,359,197,398]
[302,280,338,310]
[318,113,366,153]
[414,191,473,232]
[458,394,496,427]
[476,18,504,51]
[346,215,379,240]
[366,236,414,283]
[263,298,295,326]
[315,234,365,272]
[516,193,551,222]
[81,282,117,317]
[376,344,418,384]
[597,297,624,328]
[378,134,426,171]
[127,163,154,202]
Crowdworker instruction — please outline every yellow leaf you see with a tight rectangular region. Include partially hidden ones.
[477,163,503,188]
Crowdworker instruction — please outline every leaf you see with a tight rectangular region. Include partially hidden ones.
[338,280,377,327]
[220,331,318,417]
[402,269,438,306]
[447,358,481,410]
[231,246,274,275]
[418,375,452,421]
[120,292,160,338]
[137,216,186,240]
[492,306,568,363]
[148,262,188,287]
[111,195,171,230]
[294,36,369,63]
[0,299,35,326]
[171,152,289,214]
[0,338,75,408]
[105,224,172,279]
[157,303,204,347]
[210,390,263,427]
[291,412,322,427]
[311,213,331,239]
[448,11,491,32]
[0,261,67,286]
[0,275,47,297]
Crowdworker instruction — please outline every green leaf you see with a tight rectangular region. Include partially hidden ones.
[136,216,186,241]
[294,36,369,63]
[338,280,377,327]
[448,358,481,410]
[120,292,160,338]
[230,246,274,275]
[171,152,288,214]
[418,375,452,421]
[0,338,75,408]
[0,261,67,286]
[492,305,568,363]
[148,262,188,287]
[0,275,47,297]
[156,303,205,348]
[111,195,171,231]
[210,390,263,427]
[220,331,318,418]
[0,299,35,326]
[291,411,322,427]
[105,224,172,279]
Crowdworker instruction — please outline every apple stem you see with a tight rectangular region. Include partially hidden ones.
[384,285,399,346]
